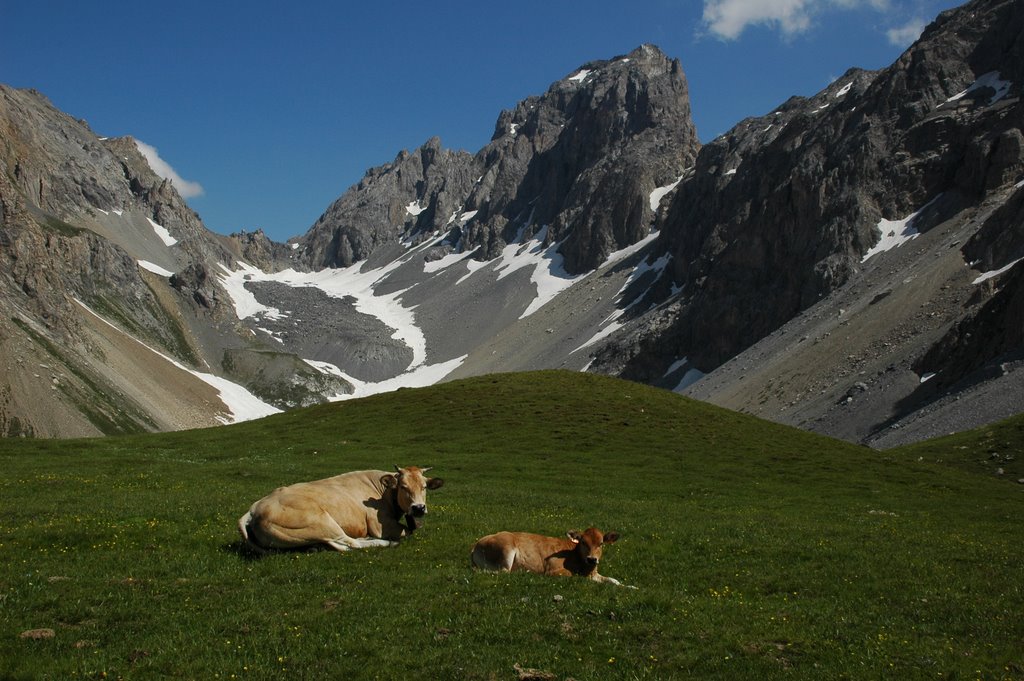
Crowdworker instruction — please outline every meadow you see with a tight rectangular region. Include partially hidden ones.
[1,370,1021,679]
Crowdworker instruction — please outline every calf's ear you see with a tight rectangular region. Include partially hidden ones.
[380,474,399,489]
[427,477,445,490]
[566,530,581,543]
[603,532,620,544]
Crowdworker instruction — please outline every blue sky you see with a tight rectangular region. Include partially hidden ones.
[2,0,962,243]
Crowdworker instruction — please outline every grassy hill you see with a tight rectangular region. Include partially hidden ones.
[1,370,1021,679]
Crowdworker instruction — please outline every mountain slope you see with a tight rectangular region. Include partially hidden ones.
[0,86,328,435]
[587,0,1024,444]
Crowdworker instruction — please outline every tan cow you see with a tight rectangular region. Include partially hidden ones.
[238,465,444,553]
[471,527,635,588]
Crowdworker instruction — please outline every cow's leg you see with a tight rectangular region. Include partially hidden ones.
[323,532,398,552]
[471,542,515,571]
[323,539,354,552]
[345,537,399,549]
[591,573,638,589]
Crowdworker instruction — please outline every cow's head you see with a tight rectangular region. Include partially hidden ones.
[567,527,619,571]
[383,465,444,531]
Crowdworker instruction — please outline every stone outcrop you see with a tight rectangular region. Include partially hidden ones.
[300,138,479,269]
[299,45,700,275]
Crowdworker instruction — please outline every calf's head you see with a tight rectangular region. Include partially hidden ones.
[567,527,620,571]
[383,465,444,530]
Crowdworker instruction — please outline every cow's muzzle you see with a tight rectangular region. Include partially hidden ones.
[409,504,427,517]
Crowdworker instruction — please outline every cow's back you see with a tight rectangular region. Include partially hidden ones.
[472,531,571,574]
[246,470,391,548]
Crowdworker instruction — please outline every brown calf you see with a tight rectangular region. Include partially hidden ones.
[471,527,635,588]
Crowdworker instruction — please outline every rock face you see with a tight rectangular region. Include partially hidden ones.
[591,0,1024,446]
[299,45,699,275]
[592,0,1024,383]
[301,138,479,269]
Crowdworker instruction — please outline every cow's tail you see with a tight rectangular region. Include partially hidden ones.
[237,510,268,555]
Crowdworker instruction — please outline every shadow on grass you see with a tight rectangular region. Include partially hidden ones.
[221,540,267,562]
[221,539,337,561]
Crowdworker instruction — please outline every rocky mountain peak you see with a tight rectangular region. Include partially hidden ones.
[298,44,700,275]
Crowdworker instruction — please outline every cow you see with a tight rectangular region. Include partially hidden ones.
[471,527,636,588]
[238,465,444,553]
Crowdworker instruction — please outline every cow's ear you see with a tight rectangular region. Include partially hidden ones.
[381,474,399,489]
[566,530,581,544]
[603,532,620,544]
[427,477,445,490]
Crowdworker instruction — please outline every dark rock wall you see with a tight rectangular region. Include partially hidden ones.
[596,0,1024,380]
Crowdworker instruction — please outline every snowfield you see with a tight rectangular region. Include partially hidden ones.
[146,217,178,247]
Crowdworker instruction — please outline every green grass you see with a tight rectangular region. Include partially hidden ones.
[890,415,1024,483]
[0,370,1021,680]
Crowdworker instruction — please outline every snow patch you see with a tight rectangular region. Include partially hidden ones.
[303,355,466,401]
[972,257,1024,284]
[216,262,286,321]
[665,357,704,392]
[835,82,853,98]
[509,123,520,136]
[330,356,467,400]
[492,225,586,319]
[947,71,1012,106]
[455,258,490,286]
[648,175,683,211]
[919,372,937,384]
[146,217,178,247]
[423,245,480,274]
[601,230,660,269]
[573,250,670,354]
[568,69,592,83]
[675,368,705,392]
[574,318,626,354]
[405,200,427,217]
[861,199,938,262]
[448,209,478,227]
[138,260,174,277]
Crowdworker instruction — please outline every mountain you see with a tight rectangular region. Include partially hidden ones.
[0,87,347,435]
[0,0,1021,443]
[596,0,1024,446]
[297,44,698,275]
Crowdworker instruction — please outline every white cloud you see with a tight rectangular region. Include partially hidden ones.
[886,17,926,46]
[134,139,205,199]
[702,0,891,41]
